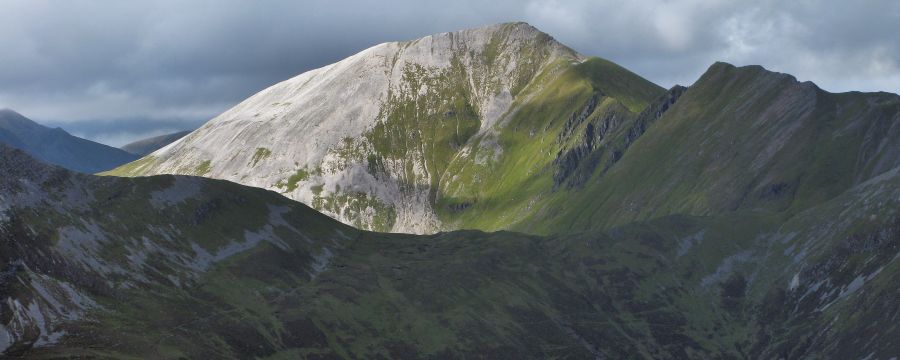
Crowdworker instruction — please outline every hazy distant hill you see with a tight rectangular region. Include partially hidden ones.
[0,109,138,173]
[121,130,191,156]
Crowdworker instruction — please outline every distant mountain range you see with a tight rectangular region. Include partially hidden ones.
[3,22,898,358]
[120,130,191,156]
[0,109,138,173]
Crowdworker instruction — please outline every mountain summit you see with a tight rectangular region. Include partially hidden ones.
[106,22,663,233]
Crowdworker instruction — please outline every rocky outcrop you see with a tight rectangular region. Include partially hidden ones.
[621,85,687,149]
[552,85,687,189]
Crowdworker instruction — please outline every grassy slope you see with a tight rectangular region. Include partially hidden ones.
[435,57,664,231]
[516,62,900,234]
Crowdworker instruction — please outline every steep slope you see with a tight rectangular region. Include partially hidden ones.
[0,144,358,357]
[516,62,900,234]
[3,144,897,358]
[121,130,191,156]
[106,22,664,233]
[0,109,138,173]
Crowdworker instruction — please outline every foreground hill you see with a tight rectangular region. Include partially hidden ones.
[4,144,898,358]
[0,109,138,173]
[105,22,664,233]
[121,130,192,156]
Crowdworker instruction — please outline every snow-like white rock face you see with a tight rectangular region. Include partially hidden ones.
[136,22,582,233]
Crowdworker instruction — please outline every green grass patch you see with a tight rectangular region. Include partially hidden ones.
[250,147,272,167]
[276,167,311,193]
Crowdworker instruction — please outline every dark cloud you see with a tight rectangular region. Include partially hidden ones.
[1,0,897,146]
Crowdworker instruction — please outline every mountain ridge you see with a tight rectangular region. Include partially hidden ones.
[515,59,900,233]
[106,24,900,240]
[0,109,139,173]
[121,130,192,155]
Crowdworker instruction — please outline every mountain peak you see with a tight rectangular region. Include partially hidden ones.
[703,61,777,77]
[694,61,809,91]
[404,21,581,61]
[0,109,41,133]
[449,21,544,38]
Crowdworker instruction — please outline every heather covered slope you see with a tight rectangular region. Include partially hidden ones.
[0,109,138,173]
[105,22,664,234]
[3,145,898,358]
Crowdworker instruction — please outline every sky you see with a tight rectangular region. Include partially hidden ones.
[1,0,898,146]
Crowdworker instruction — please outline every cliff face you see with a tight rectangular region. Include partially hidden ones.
[107,22,663,233]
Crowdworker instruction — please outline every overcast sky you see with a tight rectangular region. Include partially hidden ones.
[1,0,898,146]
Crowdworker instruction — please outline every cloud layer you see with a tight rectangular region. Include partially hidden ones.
[1,0,897,146]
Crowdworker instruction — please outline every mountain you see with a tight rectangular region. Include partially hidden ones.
[121,130,192,156]
[0,109,139,173]
[514,61,900,234]
[108,23,900,240]
[2,143,898,358]
[105,22,665,233]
